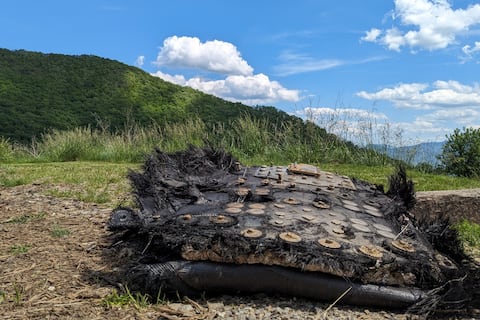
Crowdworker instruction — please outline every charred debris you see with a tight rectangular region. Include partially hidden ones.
[107,146,479,317]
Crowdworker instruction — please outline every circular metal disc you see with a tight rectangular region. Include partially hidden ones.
[359,245,383,259]
[274,211,285,217]
[246,208,265,215]
[332,227,345,234]
[248,203,266,209]
[344,204,362,212]
[331,219,343,225]
[274,203,286,209]
[302,207,312,212]
[177,214,194,223]
[235,187,250,196]
[225,207,242,214]
[352,223,371,233]
[226,202,244,208]
[364,199,382,208]
[363,205,383,217]
[312,200,330,209]
[373,223,392,232]
[241,228,263,238]
[392,239,415,253]
[342,199,357,207]
[279,232,302,243]
[283,197,301,205]
[210,215,234,224]
[272,219,284,226]
[301,214,315,222]
[350,218,368,226]
[318,238,341,249]
[377,229,396,239]
[255,188,270,196]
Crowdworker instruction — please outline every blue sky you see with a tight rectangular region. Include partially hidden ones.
[2,0,480,145]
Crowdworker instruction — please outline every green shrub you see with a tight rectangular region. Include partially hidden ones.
[438,127,480,178]
[0,138,14,162]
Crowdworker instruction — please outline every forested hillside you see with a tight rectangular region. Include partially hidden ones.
[0,48,300,142]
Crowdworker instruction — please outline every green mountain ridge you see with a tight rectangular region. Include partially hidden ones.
[0,48,299,142]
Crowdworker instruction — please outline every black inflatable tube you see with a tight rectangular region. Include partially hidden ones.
[136,261,427,309]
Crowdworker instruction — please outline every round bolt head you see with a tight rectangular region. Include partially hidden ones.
[210,214,234,224]
[225,207,242,214]
[283,197,301,205]
[279,232,302,243]
[246,208,265,215]
[248,203,266,209]
[359,245,383,259]
[226,202,244,208]
[313,200,330,209]
[318,238,341,249]
[241,228,263,238]
[392,239,415,253]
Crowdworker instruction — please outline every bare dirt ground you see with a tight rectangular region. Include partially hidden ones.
[0,184,477,319]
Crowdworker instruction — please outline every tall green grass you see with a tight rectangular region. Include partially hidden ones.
[0,115,396,166]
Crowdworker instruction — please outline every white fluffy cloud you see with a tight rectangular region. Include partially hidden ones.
[357,80,480,109]
[151,36,300,105]
[462,41,480,61]
[362,0,480,51]
[151,70,186,86]
[135,55,145,67]
[185,74,299,105]
[154,36,253,76]
[356,80,480,141]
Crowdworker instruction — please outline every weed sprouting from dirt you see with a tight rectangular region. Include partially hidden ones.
[13,283,24,305]
[4,212,47,224]
[51,224,71,238]
[103,287,150,309]
[9,244,30,255]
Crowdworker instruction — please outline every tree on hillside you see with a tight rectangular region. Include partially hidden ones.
[438,127,480,178]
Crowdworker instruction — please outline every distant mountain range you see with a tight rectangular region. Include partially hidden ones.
[372,141,445,165]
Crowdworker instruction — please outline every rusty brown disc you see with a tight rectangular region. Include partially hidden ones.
[235,187,250,196]
[279,232,302,243]
[392,239,415,253]
[312,200,330,209]
[179,214,192,221]
[237,177,246,185]
[283,197,301,205]
[318,238,341,249]
[210,214,234,224]
[241,228,263,238]
[359,245,383,259]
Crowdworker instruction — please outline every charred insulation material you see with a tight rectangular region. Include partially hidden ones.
[107,147,479,317]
